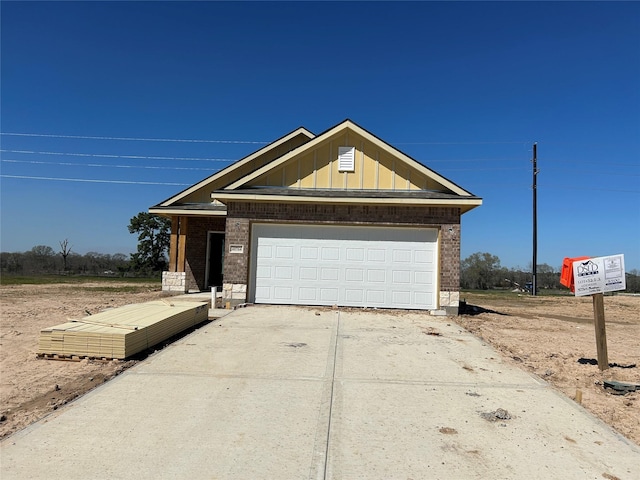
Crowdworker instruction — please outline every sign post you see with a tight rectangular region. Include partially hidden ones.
[592,293,608,370]
[562,254,626,371]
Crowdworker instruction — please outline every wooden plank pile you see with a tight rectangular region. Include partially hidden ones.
[38,300,209,360]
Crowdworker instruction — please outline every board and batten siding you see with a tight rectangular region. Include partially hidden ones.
[247,130,433,191]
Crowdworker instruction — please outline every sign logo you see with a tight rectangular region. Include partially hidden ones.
[576,260,599,277]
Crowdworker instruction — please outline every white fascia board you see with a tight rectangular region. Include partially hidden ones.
[149,208,227,217]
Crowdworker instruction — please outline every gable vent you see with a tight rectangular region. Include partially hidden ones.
[338,146,355,172]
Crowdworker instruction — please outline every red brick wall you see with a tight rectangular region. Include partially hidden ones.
[223,202,461,292]
[184,216,226,291]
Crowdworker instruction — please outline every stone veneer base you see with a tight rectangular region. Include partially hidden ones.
[162,271,187,293]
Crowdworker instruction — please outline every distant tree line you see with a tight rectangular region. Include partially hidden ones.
[0,246,133,277]
[1,213,171,278]
[461,251,640,294]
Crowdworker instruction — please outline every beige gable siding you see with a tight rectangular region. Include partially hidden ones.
[241,127,459,194]
[299,152,315,188]
[362,142,379,189]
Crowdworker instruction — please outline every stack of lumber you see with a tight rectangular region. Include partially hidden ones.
[38,300,208,359]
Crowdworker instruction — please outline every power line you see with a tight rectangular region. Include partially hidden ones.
[543,159,640,167]
[0,149,234,162]
[0,132,268,145]
[1,131,535,145]
[395,141,530,145]
[2,149,535,166]
[2,159,221,171]
[1,158,527,173]
[3,174,636,193]
[0,174,190,186]
[542,184,639,194]
[542,168,639,176]
[3,148,637,168]
[438,167,529,172]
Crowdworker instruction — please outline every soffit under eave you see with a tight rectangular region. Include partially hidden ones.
[155,127,315,207]
[212,192,481,211]
[223,120,476,197]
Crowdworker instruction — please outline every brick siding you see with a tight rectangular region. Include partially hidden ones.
[223,202,461,292]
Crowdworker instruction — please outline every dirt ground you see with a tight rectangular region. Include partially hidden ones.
[1,284,638,446]
[456,292,639,446]
[0,282,163,439]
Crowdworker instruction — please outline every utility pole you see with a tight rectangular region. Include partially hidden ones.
[532,142,538,296]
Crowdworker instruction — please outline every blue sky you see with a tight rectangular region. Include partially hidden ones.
[1,1,639,271]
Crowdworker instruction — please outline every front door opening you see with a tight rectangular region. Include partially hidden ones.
[206,232,225,289]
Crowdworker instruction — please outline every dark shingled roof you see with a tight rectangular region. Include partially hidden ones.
[213,187,479,201]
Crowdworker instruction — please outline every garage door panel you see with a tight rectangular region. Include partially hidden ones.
[392,249,412,263]
[255,286,271,299]
[275,246,294,259]
[367,269,386,283]
[320,268,339,281]
[300,247,318,260]
[414,250,434,264]
[299,287,317,301]
[320,288,339,302]
[345,268,364,282]
[274,266,293,280]
[250,224,438,309]
[345,289,364,302]
[321,247,340,261]
[273,286,293,300]
[414,271,433,285]
[299,267,317,280]
[392,291,411,305]
[366,290,385,304]
[256,266,271,279]
[367,249,386,262]
[415,292,434,305]
[392,270,411,284]
[346,248,365,261]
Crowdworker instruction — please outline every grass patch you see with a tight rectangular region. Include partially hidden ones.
[462,289,571,298]
[0,275,161,286]
[75,285,161,294]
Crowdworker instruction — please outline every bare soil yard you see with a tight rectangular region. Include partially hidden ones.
[0,282,163,439]
[1,283,638,446]
[457,292,639,446]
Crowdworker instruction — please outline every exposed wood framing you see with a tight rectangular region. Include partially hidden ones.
[169,217,179,272]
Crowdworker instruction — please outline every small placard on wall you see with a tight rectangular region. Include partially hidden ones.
[229,244,244,254]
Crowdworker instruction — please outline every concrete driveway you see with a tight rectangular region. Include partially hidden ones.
[1,305,638,479]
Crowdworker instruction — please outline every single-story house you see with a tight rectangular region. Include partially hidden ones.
[149,119,482,314]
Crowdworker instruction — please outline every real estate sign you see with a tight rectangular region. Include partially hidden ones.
[572,254,626,297]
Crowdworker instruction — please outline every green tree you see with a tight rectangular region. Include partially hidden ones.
[461,252,502,290]
[127,212,171,273]
[26,245,57,273]
[626,269,640,293]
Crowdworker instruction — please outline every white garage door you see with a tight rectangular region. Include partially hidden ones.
[249,224,438,310]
